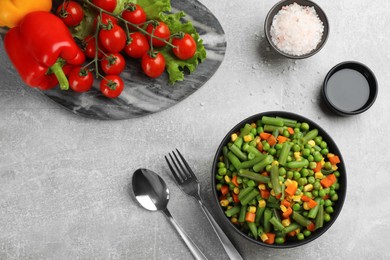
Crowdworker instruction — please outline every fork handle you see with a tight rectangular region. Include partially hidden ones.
[198,201,243,260]
[163,208,208,260]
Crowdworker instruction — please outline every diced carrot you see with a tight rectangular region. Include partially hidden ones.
[220,185,229,196]
[219,195,226,200]
[277,135,288,144]
[232,193,240,203]
[281,200,291,207]
[282,207,293,218]
[287,231,296,237]
[257,142,263,152]
[245,212,256,223]
[301,195,311,202]
[275,193,282,199]
[322,194,330,200]
[267,135,277,147]
[261,171,269,177]
[231,175,239,187]
[259,132,271,140]
[314,162,322,173]
[287,127,295,135]
[308,199,318,209]
[285,183,298,196]
[320,174,337,188]
[307,222,316,232]
[260,189,270,199]
[329,155,341,165]
[264,233,276,244]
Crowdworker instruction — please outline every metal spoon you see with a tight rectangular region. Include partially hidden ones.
[132,168,208,260]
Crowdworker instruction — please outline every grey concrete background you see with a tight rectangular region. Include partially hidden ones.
[1,0,390,259]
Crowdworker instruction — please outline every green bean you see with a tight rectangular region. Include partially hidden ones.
[286,159,309,169]
[283,222,301,234]
[225,206,241,217]
[238,187,254,201]
[264,125,284,134]
[233,136,243,149]
[252,155,273,172]
[308,198,322,219]
[262,116,284,126]
[246,146,265,158]
[278,142,291,166]
[226,151,241,170]
[238,205,247,222]
[247,221,258,240]
[301,129,319,144]
[276,116,297,127]
[240,188,259,206]
[270,165,282,195]
[239,124,252,137]
[315,204,324,230]
[222,146,230,168]
[292,211,312,227]
[257,226,265,238]
[269,216,285,231]
[263,208,273,233]
[238,169,270,183]
[229,144,247,161]
[238,155,267,170]
[255,206,265,225]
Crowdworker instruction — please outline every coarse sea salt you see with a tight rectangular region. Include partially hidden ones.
[270,2,324,56]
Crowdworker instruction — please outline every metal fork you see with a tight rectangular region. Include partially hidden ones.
[165,149,243,260]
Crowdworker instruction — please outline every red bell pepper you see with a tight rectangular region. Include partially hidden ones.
[4,11,85,90]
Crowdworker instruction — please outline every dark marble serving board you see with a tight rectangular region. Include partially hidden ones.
[0,0,226,120]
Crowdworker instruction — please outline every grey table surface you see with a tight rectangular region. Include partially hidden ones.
[1,0,390,259]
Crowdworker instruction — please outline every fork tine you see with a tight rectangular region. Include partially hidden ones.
[171,150,189,180]
[165,155,183,184]
[169,152,187,181]
[175,149,197,180]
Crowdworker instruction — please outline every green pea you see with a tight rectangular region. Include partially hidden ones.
[329,190,336,196]
[218,167,227,175]
[313,182,321,190]
[292,203,301,211]
[297,233,305,240]
[237,176,243,184]
[318,189,326,198]
[216,174,224,181]
[334,171,340,178]
[325,206,334,214]
[279,167,287,176]
[303,192,312,198]
[283,130,290,137]
[229,164,235,171]
[293,144,301,152]
[320,141,327,149]
[251,128,257,136]
[298,178,307,186]
[308,176,315,184]
[242,143,250,151]
[303,230,311,237]
[301,122,310,132]
[324,162,332,170]
[301,168,309,177]
[275,237,285,244]
[275,143,283,150]
[302,148,311,157]
[257,126,264,134]
[293,171,301,180]
[263,141,270,151]
[294,127,301,133]
[321,148,329,155]
[247,180,256,187]
[324,213,331,222]
[302,211,309,217]
[312,190,318,197]
[313,152,323,162]
[266,164,272,172]
[287,155,293,162]
[269,148,277,156]
[287,171,294,179]
[307,155,314,162]
[217,162,225,168]
[325,199,332,207]
[331,194,339,201]
[309,162,317,169]
[216,183,222,191]
[314,136,323,145]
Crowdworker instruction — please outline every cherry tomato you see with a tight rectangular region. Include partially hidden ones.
[93,13,118,29]
[92,0,117,12]
[100,75,124,98]
[100,53,126,75]
[122,4,146,30]
[68,67,94,92]
[83,35,106,59]
[56,1,84,27]
[124,32,149,59]
[141,52,166,78]
[172,33,197,60]
[146,21,171,47]
[99,24,126,53]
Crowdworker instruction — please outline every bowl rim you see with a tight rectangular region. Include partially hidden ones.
[322,61,378,116]
[264,0,329,59]
[211,111,347,248]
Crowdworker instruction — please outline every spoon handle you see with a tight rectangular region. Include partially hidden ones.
[163,208,208,260]
[198,201,243,260]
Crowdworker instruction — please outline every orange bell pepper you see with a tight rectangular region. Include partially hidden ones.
[0,0,52,28]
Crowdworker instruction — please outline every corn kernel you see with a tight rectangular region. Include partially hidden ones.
[295,228,301,234]
[294,152,301,160]
[280,205,287,213]
[327,153,335,159]
[258,199,266,208]
[231,133,238,142]
[224,175,231,183]
[332,165,338,171]
[292,195,302,202]
[220,199,230,207]
[233,187,240,194]
[308,140,316,147]
[231,217,238,224]
[255,136,261,144]
[244,135,253,142]
[284,179,293,186]
[248,206,257,213]
[321,158,325,166]
[251,123,257,129]
[315,172,324,179]
[303,184,314,192]
[303,202,310,210]
[258,184,266,190]
[260,233,269,242]
[272,160,279,166]
[282,218,291,227]
[270,189,276,196]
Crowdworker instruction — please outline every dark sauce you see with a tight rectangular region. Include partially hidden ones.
[326,68,370,112]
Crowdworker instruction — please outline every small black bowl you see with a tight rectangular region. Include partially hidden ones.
[211,111,347,248]
[264,0,329,59]
[322,61,378,116]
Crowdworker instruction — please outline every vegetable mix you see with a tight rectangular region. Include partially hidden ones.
[215,116,342,245]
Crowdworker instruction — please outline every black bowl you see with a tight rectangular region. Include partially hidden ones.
[322,61,378,116]
[211,111,347,248]
[264,0,329,59]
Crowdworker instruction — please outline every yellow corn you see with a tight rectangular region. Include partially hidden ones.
[284,179,293,186]
[220,199,229,207]
[251,123,257,129]
[303,184,313,192]
[308,140,316,147]
[282,218,291,227]
[332,165,338,171]
[321,158,325,166]
[255,136,261,144]
[248,206,257,213]
[231,217,238,224]
[294,152,301,161]
[233,187,240,194]
[244,135,253,142]
[260,233,269,242]
[292,195,302,202]
[280,205,287,213]
[224,175,231,183]
[315,172,324,179]
[270,189,276,196]
[272,160,279,167]
[327,153,335,159]
[303,202,310,210]
[258,184,266,190]
[231,133,238,142]
[258,199,266,208]
[295,228,301,234]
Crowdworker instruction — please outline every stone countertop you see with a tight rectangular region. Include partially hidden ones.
[1,0,389,259]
